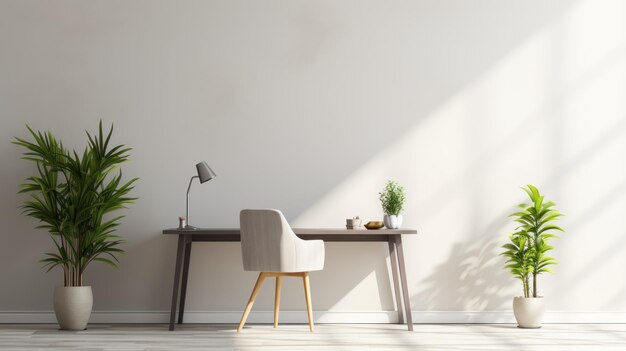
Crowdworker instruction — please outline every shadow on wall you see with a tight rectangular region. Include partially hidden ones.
[414,107,626,312]
[415,217,512,311]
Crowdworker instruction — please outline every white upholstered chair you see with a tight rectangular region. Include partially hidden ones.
[237,209,325,332]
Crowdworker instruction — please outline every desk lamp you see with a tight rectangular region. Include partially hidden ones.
[185,161,216,229]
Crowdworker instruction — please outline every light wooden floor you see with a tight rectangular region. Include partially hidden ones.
[1,323,625,350]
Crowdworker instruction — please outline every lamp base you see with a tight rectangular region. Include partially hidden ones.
[183,225,200,230]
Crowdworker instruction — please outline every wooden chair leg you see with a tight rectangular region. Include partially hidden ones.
[274,276,282,328]
[302,272,314,332]
[237,272,267,332]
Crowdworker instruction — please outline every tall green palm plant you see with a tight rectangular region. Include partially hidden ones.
[502,185,564,298]
[13,121,138,287]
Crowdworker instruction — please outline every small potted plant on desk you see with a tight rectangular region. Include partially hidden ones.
[501,185,565,328]
[379,180,406,229]
[13,121,138,330]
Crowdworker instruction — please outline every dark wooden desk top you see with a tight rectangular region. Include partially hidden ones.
[163,228,417,235]
[162,228,417,242]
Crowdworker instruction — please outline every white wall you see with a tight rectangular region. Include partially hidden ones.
[1,0,625,322]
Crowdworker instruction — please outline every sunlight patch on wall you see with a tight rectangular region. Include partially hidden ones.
[294,0,626,310]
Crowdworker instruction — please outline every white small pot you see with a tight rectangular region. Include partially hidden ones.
[513,296,545,328]
[383,215,403,229]
[53,286,93,330]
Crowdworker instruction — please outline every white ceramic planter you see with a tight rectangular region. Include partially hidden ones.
[383,215,403,229]
[513,296,545,328]
[53,286,93,330]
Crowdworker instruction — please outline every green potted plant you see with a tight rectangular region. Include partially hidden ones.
[13,121,137,330]
[501,185,564,328]
[379,180,406,229]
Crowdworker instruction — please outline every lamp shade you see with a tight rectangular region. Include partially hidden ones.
[196,161,216,183]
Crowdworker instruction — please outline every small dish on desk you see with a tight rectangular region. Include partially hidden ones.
[364,221,384,230]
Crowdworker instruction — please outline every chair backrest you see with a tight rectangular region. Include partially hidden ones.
[240,209,298,272]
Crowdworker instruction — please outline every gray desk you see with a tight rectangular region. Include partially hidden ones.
[162,228,418,331]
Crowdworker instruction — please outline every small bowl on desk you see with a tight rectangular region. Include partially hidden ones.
[364,221,384,230]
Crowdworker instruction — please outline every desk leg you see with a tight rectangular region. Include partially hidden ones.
[169,235,186,331]
[395,235,414,331]
[388,239,404,324]
[178,237,192,324]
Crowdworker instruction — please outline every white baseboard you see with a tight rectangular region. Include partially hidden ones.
[410,311,626,324]
[2,310,626,324]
